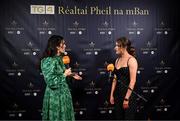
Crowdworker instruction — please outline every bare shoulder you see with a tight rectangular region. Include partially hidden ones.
[128,56,138,67]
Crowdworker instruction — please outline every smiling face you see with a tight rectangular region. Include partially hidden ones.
[57,40,66,55]
[114,42,126,56]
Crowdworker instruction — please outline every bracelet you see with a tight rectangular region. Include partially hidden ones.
[124,98,129,101]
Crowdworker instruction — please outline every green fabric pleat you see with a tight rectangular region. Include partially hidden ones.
[41,56,75,121]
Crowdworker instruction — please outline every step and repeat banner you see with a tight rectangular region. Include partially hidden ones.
[0,0,179,120]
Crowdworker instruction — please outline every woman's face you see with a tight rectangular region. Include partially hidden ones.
[114,42,125,55]
[57,40,66,54]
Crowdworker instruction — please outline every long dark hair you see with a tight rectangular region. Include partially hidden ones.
[42,35,64,58]
[116,37,136,57]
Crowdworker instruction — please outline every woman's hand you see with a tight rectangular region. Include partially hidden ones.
[64,68,72,77]
[72,73,82,80]
[110,96,115,104]
[123,100,129,109]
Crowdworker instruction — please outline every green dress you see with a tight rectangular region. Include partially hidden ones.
[41,56,75,121]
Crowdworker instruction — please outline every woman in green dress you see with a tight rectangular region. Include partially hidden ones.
[41,35,82,121]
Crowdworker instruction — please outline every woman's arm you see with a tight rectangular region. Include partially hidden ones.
[110,76,117,104]
[124,57,138,100]
[41,58,66,89]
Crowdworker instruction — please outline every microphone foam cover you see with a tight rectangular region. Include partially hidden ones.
[62,56,70,64]
[107,63,114,71]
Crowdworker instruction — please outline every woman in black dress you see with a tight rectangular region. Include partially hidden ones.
[110,37,138,120]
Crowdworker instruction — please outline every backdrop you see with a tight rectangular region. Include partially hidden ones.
[0,0,180,120]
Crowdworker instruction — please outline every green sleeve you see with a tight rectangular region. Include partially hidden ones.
[41,57,66,89]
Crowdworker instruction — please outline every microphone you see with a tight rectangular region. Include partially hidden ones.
[62,55,76,76]
[62,55,70,68]
[107,63,114,82]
